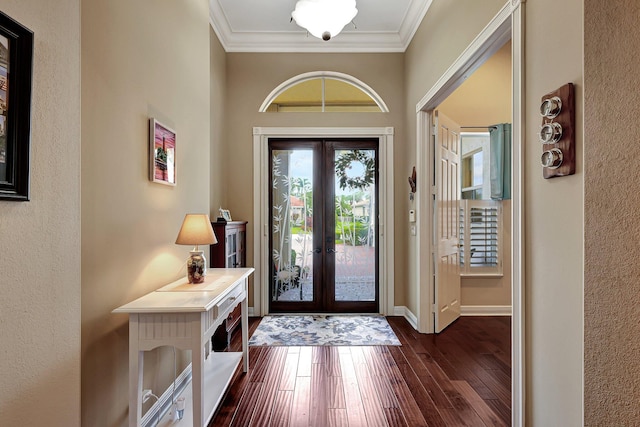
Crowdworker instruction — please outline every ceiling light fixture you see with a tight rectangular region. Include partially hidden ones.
[291,0,358,41]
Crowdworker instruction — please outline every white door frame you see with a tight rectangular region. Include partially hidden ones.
[252,127,395,317]
[414,1,524,425]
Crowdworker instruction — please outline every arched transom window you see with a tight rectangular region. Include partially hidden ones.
[260,71,389,113]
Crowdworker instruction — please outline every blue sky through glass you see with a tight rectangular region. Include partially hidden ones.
[289,150,313,181]
[288,149,373,195]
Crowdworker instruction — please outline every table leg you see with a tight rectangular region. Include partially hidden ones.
[242,288,249,372]
[192,330,205,427]
[129,315,143,427]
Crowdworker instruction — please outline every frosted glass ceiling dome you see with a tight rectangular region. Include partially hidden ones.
[291,0,358,41]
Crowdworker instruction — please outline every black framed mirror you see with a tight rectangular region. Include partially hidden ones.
[0,11,33,201]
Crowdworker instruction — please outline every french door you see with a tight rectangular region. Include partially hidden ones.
[269,138,379,313]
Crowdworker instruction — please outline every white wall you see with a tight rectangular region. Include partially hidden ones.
[0,1,81,426]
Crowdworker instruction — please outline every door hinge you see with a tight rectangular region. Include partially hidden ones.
[432,303,437,313]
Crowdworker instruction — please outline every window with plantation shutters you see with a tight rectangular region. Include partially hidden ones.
[459,200,502,276]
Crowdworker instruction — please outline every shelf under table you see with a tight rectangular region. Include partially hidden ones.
[157,352,242,427]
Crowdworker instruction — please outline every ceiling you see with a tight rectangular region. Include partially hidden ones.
[209,0,433,53]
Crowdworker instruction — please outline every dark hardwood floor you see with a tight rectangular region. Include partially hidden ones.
[209,316,511,426]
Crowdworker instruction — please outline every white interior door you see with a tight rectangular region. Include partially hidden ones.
[434,110,461,333]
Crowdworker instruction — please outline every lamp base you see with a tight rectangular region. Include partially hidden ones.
[186,250,207,284]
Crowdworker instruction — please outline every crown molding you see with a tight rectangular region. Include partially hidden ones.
[398,0,433,48]
[209,0,433,53]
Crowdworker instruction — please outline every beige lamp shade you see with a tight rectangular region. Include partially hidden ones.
[175,214,217,246]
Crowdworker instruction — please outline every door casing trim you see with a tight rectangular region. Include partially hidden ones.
[252,127,395,317]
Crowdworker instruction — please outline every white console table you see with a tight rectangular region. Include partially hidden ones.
[113,268,254,427]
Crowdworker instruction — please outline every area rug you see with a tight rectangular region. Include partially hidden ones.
[248,315,401,346]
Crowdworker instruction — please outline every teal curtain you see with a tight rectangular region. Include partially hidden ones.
[489,123,512,200]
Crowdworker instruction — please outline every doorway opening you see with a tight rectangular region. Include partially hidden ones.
[268,138,379,313]
[253,127,395,317]
[414,1,524,424]
[431,40,513,333]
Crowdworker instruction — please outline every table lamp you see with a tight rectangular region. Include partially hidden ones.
[175,214,217,283]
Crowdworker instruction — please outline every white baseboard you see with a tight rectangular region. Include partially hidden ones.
[390,305,511,334]
[461,305,512,316]
[393,306,418,330]
[249,306,256,317]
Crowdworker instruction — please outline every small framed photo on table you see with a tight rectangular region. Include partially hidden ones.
[219,208,232,222]
[149,118,176,186]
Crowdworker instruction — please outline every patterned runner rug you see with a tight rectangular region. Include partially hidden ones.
[248,315,401,346]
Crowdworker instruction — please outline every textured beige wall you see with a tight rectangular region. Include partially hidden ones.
[225,52,406,306]
[81,0,212,425]
[404,0,506,316]
[0,1,81,426]
[525,0,583,424]
[584,1,640,424]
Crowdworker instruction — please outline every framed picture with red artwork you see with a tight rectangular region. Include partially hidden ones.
[149,118,176,186]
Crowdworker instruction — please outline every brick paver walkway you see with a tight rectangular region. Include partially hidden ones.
[278,241,376,302]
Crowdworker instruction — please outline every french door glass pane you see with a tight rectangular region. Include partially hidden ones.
[271,149,314,302]
[333,149,376,302]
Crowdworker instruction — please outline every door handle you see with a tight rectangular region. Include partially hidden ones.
[326,248,337,253]
[313,248,322,254]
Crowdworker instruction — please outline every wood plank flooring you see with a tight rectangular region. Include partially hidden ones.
[209,316,511,426]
